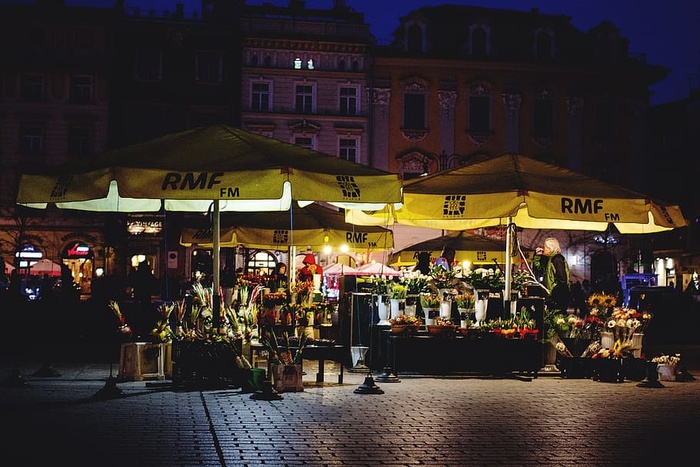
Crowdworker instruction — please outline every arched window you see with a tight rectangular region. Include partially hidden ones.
[470,24,491,57]
[247,250,277,277]
[407,24,423,53]
[535,29,553,60]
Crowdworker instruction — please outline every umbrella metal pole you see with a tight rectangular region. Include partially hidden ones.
[505,217,513,317]
[213,199,221,332]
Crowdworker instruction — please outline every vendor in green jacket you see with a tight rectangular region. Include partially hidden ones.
[533,237,570,312]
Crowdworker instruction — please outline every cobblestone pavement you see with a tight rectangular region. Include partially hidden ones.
[2,359,699,467]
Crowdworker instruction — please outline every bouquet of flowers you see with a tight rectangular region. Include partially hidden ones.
[651,354,681,365]
[510,270,534,294]
[454,293,475,310]
[463,267,505,291]
[368,275,394,295]
[389,283,408,299]
[263,291,287,308]
[587,293,617,321]
[400,271,430,294]
[389,315,421,326]
[428,264,458,291]
[419,293,441,309]
[603,307,651,346]
[108,300,133,339]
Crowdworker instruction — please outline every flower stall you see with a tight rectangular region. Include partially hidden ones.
[547,293,659,382]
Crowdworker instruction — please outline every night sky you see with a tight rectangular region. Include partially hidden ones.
[7,0,700,105]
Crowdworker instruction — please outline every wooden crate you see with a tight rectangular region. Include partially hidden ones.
[119,342,171,381]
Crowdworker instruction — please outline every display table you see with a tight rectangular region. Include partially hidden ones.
[382,331,541,377]
[171,338,245,387]
[249,341,349,384]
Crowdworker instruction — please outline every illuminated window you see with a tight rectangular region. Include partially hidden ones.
[247,251,277,277]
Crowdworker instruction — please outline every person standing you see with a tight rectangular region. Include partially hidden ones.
[435,246,456,271]
[533,237,570,311]
[413,251,431,275]
[297,253,323,283]
[686,272,700,303]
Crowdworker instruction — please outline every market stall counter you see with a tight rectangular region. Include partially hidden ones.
[382,330,542,377]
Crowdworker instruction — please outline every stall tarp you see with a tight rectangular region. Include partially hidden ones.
[389,230,521,267]
[180,203,393,252]
[29,259,62,276]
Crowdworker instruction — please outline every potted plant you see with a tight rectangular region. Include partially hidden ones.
[389,314,421,335]
[428,264,458,292]
[454,293,475,311]
[463,267,505,292]
[419,293,441,325]
[368,275,393,296]
[262,331,308,392]
[426,316,457,337]
[389,283,408,300]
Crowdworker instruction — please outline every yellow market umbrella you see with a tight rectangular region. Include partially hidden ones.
[180,203,394,252]
[346,153,686,305]
[17,125,402,325]
[390,230,525,268]
[17,125,401,213]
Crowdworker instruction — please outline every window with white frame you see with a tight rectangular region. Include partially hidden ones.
[339,85,359,115]
[135,49,162,81]
[19,124,44,155]
[251,81,271,111]
[294,136,314,150]
[21,74,44,102]
[403,83,426,130]
[196,51,223,84]
[295,84,314,113]
[70,75,93,104]
[339,138,358,162]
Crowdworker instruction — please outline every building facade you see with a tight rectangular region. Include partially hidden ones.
[0,0,692,298]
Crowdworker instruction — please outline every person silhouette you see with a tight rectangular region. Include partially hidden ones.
[413,251,431,275]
